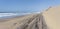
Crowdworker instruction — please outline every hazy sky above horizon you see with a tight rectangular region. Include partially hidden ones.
[0,0,60,13]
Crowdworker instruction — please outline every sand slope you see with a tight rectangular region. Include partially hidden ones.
[42,6,60,29]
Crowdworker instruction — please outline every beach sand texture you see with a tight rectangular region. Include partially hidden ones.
[0,6,60,29]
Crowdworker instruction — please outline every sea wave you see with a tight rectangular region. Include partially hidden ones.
[0,12,40,18]
[0,13,19,17]
[0,13,31,18]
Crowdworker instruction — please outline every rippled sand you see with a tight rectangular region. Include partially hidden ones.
[0,13,48,29]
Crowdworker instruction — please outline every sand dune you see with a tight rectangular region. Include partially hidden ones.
[42,6,60,29]
[0,6,60,29]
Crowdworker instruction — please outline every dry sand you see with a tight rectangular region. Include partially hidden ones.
[0,6,60,29]
[0,14,43,29]
[42,6,60,29]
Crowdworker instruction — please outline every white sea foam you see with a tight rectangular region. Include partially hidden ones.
[0,12,40,18]
[0,13,31,18]
[0,13,18,17]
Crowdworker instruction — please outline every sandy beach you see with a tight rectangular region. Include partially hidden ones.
[0,6,60,29]
[0,14,41,29]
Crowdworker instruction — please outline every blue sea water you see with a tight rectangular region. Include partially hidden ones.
[0,13,30,18]
[0,12,40,19]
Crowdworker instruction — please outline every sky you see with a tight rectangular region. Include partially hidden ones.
[0,0,60,13]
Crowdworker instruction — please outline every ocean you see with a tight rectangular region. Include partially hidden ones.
[0,12,40,19]
[0,13,31,18]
